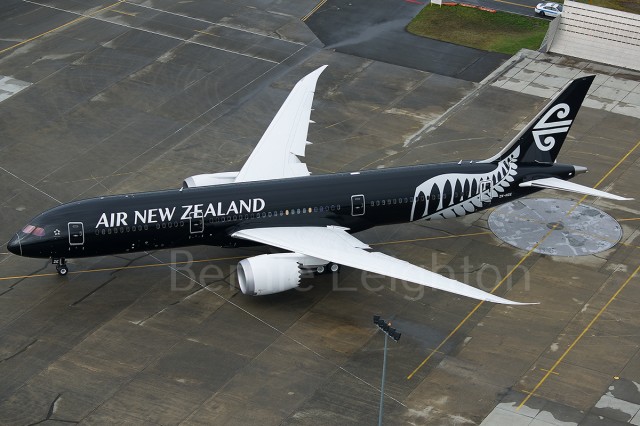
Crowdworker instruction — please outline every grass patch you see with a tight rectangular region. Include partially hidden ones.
[407,5,549,55]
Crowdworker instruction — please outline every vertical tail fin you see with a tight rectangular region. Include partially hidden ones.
[482,75,595,164]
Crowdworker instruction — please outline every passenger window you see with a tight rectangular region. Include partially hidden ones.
[297,209,301,214]
[404,197,408,203]
[144,225,148,230]
[336,205,340,211]
[419,195,424,202]
[376,200,380,206]
[381,200,386,206]
[107,228,112,234]
[101,229,105,235]
[126,226,131,232]
[268,212,272,217]
[330,205,335,211]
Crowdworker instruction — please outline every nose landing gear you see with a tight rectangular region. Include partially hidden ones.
[53,258,68,276]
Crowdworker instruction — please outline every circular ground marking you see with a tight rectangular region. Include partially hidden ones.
[488,198,622,256]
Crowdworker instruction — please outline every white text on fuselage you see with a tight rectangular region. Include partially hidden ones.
[95,199,265,228]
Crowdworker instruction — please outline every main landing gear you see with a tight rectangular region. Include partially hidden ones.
[315,262,340,275]
[53,258,68,276]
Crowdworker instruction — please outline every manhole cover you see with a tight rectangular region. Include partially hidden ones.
[488,198,622,256]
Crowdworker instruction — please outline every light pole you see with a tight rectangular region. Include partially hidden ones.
[373,315,401,426]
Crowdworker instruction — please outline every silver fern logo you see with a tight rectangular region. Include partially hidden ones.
[532,103,572,152]
[410,147,520,221]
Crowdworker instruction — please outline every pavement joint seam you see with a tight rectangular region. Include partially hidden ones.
[518,262,640,409]
[407,138,640,381]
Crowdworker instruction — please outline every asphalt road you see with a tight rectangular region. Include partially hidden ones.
[305,0,509,82]
[464,0,545,16]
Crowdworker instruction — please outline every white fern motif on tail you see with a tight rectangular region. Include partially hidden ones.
[410,147,520,221]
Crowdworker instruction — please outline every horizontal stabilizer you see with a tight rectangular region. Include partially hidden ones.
[520,177,633,201]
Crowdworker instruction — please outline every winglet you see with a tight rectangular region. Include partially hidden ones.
[235,66,328,183]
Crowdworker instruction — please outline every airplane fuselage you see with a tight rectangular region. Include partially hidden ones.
[9,160,576,260]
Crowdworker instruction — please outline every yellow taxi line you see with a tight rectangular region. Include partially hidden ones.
[302,0,328,21]
[407,138,640,380]
[0,255,247,281]
[0,1,124,56]
[0,231,487,282]
[518,263,640,409]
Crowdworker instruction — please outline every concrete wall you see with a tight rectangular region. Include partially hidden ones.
[547,0,640,72]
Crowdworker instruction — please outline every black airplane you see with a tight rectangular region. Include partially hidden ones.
[7,66,631,304]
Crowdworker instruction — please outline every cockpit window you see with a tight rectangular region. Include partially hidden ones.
[22,224,45,236]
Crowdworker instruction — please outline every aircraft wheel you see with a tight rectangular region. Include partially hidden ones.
[316,265,325,274]
[330,263,340,273]
[56,265,68,276]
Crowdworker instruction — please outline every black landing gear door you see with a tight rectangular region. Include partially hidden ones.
[68,222,84,246]
[351,194,365,216]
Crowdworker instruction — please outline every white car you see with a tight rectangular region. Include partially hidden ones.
[535,2,563,18]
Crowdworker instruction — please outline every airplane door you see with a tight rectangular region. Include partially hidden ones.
[480,180,492,204]
[68,222,84,246]
[351,194,365,216]
[190,215,204,234]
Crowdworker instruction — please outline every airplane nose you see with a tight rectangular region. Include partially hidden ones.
[7,234,22,256]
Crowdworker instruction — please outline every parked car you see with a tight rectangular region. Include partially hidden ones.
[535,2,563,18]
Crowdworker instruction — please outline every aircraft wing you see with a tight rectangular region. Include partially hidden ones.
[520,177,633,201]
[232,226,534,305]
[234,66,327,183]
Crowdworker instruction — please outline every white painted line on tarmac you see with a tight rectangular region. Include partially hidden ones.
[123,0,306,46]
[24,0,280,64]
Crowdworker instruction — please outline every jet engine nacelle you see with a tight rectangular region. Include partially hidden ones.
[237,253,326,296]
[182,171,239,188]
